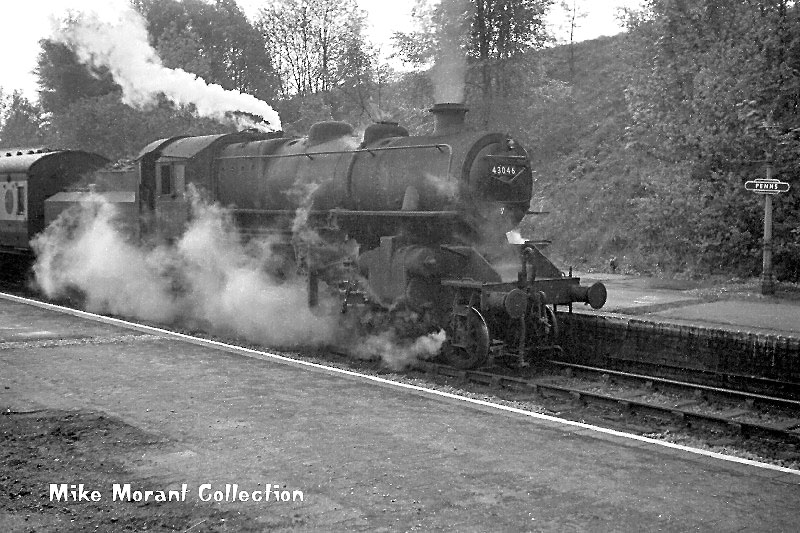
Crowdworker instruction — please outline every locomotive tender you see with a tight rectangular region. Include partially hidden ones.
[3,103,606,368]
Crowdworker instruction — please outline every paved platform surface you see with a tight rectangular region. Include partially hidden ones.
[579,272,800,336]
[2,296,800,531]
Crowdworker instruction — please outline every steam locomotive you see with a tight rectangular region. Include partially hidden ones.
[0,103,606,368]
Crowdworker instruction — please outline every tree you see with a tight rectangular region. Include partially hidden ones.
[208,0,278,99]
[32,0,279,159]
[396,0,552,63]
[258,0,370,97]
[155,23,214,81]
[0,92,48,148]
[558,0,588,81]
[394,0,553,123]
[48,93,232,160]
[623,0,798,166]
[36,40,118,116]
[258,0,383,128]
[622,0,800,278]
[135,0,278,100]
[330,15,383,122]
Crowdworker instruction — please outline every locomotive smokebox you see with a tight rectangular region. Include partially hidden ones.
[430,102,468,136]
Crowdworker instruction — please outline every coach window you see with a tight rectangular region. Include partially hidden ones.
[16,184,25,214]
[4,188,13,215]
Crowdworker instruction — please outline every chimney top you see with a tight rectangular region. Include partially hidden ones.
[429,103,468,136]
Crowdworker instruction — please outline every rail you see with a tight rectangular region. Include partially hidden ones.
[417,361,800,443]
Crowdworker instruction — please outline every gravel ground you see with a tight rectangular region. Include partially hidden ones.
[1,410,262,532]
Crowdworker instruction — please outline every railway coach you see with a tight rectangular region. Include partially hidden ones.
[0,147,108,252]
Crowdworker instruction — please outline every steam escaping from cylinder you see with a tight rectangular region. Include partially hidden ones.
[31,190,334,347]
[48,0,281,131]
[31,187,445,369]
[354,330,446,371]
[32,198,179,322]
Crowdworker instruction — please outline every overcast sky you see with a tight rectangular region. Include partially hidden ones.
[0,0,642,102]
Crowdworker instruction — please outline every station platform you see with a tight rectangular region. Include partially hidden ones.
[1,295,799,531]
[578,272,800,337]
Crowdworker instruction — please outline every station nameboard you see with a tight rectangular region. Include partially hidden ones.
[744,178,791,194]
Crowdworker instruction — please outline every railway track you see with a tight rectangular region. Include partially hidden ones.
[549,360,800,410]
[416,361,800,445]
[599,356,800,400]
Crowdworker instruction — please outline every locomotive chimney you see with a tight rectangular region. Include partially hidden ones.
[430,102,468,136]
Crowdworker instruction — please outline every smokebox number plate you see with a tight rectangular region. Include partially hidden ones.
[490,165,523,183]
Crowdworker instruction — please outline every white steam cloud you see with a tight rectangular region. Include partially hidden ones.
[31,192,445,368]
[32,192,333,346]
[49,0,280,130]
[423,171,459,198]
[354,329,446,371]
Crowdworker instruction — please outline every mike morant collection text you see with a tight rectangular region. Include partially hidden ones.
[50,483,305,503]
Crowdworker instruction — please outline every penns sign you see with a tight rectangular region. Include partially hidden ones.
[744,178,791,194]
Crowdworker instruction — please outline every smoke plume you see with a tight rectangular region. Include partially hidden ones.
[49,0,280,131]
[430,0,469,103]
[431,42,467,104]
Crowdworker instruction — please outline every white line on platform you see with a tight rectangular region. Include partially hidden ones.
[2,291,799,477]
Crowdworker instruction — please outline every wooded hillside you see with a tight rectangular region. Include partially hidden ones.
[533,1,800,281]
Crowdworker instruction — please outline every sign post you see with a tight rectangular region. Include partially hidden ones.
[744,166,791,295]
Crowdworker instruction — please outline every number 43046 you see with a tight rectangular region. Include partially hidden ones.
[492,165,517,175]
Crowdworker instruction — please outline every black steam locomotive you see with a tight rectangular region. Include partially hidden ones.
[0,103,605,368]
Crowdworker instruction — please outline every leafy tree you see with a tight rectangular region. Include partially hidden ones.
[620,0,800,278]
[135,0,278,100]
[36,40,118,116]
[155,23,214,81]
[258,0,370,97]
[0,91,48,148]
[394,0,553,112]
[624,0,799,166]
[258,0,384,129]
[208,0,278,99]
[396,0,552,63]
[334,16,381,120]
[49,93,231,160]
[32,0,278,160]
